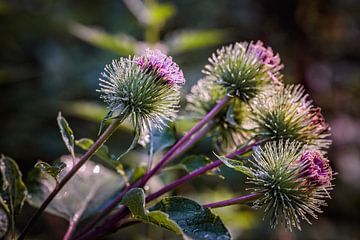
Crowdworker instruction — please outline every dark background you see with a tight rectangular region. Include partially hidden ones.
[0,0,359,239]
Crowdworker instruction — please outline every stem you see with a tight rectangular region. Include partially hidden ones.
[78,139,262,240]
[19,119,122,240]
[146,140,260,203]
[142,95,230,184]
[203,193,260,208]
[75,96,230,239]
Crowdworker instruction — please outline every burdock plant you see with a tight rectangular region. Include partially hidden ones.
[1,40,335,240]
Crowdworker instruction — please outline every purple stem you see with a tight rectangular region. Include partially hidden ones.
[77,140,262,240]
[75,95,230,238]
[203,193,260,208]
[141,95,230,184]
[19,119,122,240]
[146,140,260,203]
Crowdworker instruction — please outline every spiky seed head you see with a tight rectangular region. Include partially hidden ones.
[98,51,185,135]
[250,84,331,150]
[186,78,253,152]
[244,140,334,231]
[136,49,185,86]
[203,41,283,101]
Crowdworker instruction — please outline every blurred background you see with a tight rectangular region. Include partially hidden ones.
[1,0,359,239]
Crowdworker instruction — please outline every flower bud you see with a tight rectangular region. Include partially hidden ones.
[241,140,334,231]
[250,84,331,150]
[98,49,185,136]
[186,78,252,152]
[203,41,283,101]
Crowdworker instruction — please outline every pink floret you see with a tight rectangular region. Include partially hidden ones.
[137,49,185,86]
[299,151,332,187]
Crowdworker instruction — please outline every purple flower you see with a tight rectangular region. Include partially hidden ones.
[136,49,185,86]
[299,151,332,187]
[247,41,283,83]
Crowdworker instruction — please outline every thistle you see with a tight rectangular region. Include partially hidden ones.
[243,140,334,231]
[98,49,185,135]
[186,78,252,152]
[203,41,283,101]
[250,84,331,150]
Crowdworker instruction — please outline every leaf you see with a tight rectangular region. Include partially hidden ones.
[0,155,27,237]
[121,188,182,234]
[34,161,65,181]
[27,156,125,221]
[181,155,212,173]
[69,22,136,55]
[76,138,129,184]
[122,188,231,240]
[57,112,75,159]
[166,29,226,54]
[151,197,231,240]
[149,124,177,154]
[128,165,147,183]
[76,138,113,162]
[216,153,253,177]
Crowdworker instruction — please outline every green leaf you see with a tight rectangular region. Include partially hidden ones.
[34,161,65,181]
[69,22,136,55]
[76,138,129,184]
[27,156,125,221]
[180,155,212,173]
[166,29,226,54]
[128,165,147,183]
[122,188,231,240]
[216,153,253,177]
[76,138,113,162]
[57,112,75,159]
[0,155,27,238]
[148,125,176,171]
[149,124,177,154]
[121,188,182,234]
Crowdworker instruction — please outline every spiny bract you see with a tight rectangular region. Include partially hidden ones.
[98,50,185,135]
[244,140,334,231]
[250,84,331,150]
[203,41,283,101]
[186,78,252,152]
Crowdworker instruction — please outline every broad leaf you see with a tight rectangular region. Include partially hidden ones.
[76,138,128,183]
[34,161,65,181]
[57,112,75,159]
[27,156,125,222]
[122,188,231,240]
[121,188,181,234]
[0,155,27,238]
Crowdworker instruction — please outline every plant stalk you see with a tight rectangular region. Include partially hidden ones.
[203,193,260,208]
[19,119,122,240]
[75,95,230,239]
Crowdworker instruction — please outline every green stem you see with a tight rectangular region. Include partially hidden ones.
[18,118,122,240]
